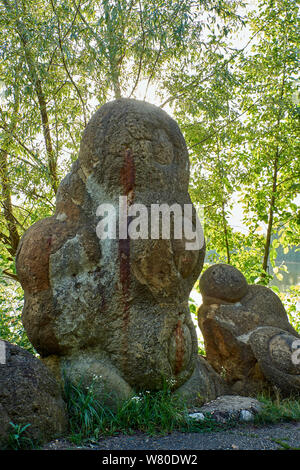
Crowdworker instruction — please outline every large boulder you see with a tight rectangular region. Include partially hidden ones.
[16,99,210,405]
[0,340,68,449]
[198,264,300,396]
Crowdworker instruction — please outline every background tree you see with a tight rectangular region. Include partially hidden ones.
[235,0,300,282]
[0,0,299,349]
[170,0,299,284]
[0,0,244,280]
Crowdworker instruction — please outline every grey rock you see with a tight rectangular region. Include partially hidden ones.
[0,340,68,449]
[249,327,300,396]
[239,410,254,422]
[199,395,262,423]
[188,412,205,421]
[174,355,228,406]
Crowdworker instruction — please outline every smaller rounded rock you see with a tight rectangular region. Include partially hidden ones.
[199,263,248,302]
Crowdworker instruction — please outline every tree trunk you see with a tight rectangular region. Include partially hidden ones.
[103,0,122,99]
[0,149,20,256]
[262,151,278,275]
[20,37,58,193]
[222,201,231,264]
[4,0,58,193]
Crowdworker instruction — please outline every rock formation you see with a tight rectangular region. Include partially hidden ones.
[16,99,224,405]
[0,340,68,449]
[198,263,300,396]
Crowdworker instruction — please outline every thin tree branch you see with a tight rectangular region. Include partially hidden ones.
[143,42,162,101]
[50,0,87,126]
[128,0,145,98]
[188,99,261,149]
[46,0,82,73]
[159,26,266,109]
[0,123,45,168]
[2,269,19,282]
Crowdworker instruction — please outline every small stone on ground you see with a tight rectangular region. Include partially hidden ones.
[199,395,262,423]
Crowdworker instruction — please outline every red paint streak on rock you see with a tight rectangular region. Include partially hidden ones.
[120,148,135,202]
[175,320,185,375]
[119,149,135,373]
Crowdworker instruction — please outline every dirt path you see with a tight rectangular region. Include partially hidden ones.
[42,421,300,451]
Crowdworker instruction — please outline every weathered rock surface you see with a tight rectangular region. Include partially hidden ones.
[199,263,248,304]
[174,356,228,406]
[198,263,300,396]
[16,99,213,405]
[249,327,300,396]
[199,395,262,423]
[0,340,68,449]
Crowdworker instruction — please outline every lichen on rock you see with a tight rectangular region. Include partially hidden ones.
[0,341,68,449]
[16,99,219,406]
[198,263,300,396]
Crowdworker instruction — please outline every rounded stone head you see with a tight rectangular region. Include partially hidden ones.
[78,99,190,200]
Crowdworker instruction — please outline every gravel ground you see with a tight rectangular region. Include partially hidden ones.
[42,421,300,451]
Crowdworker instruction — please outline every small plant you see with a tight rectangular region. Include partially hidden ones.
[7,422,34,450]
[198,342,206,357]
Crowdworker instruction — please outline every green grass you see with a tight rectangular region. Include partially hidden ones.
[63,379,300,445]
[63,379,230,444]
[6,383,300,448]
[63,378,117,443]
[271,438,300,450]
[254,394,300,425]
